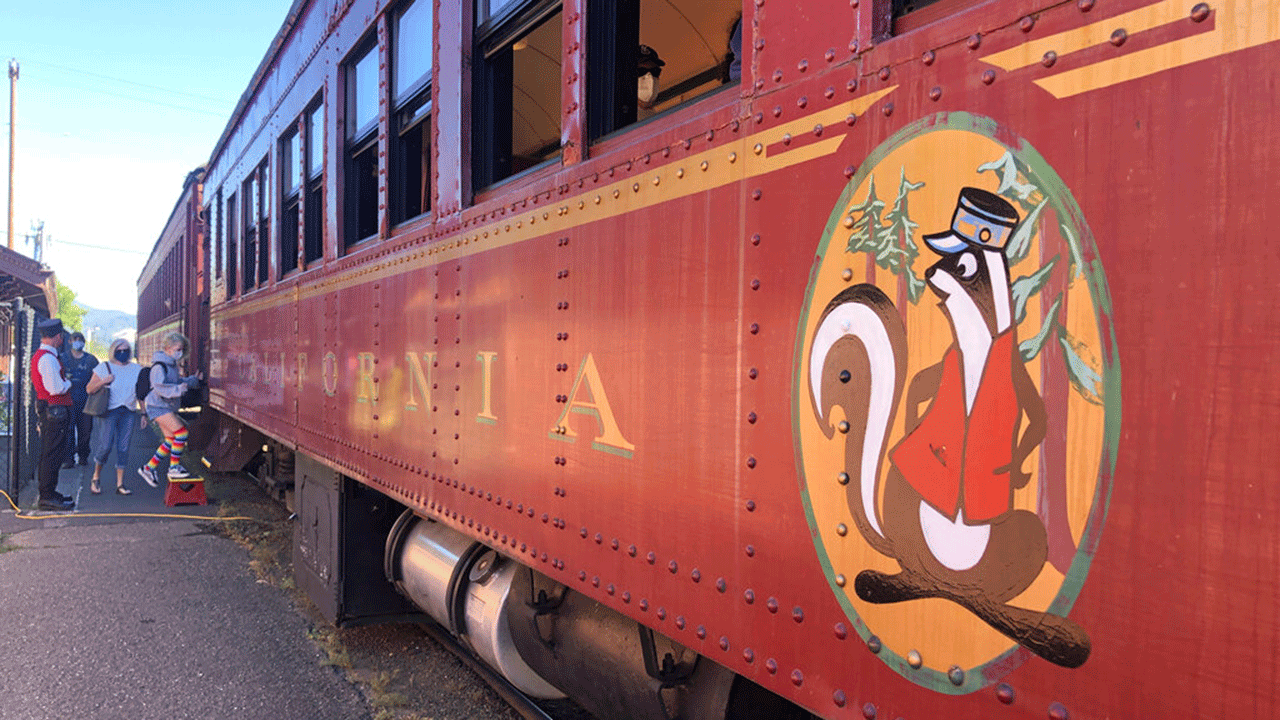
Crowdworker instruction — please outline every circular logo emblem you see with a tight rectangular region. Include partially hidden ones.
[794,113,1119,693]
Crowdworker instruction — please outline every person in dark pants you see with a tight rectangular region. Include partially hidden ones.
[61,331,99,467]
[32,318,74,511]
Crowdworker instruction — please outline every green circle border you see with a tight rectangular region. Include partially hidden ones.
[790,111,1122,694]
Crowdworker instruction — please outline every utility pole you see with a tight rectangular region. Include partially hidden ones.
[7,58,17,250]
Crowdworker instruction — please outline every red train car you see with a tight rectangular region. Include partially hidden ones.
[137,166,208,371]
[163,0,1280,717]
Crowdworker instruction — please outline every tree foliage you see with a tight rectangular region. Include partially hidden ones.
[54,279,87,333]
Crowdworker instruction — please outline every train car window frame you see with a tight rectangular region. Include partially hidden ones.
[226,191,238,298]
[256,157,270,286]
[343,36,381,248]
[213,187,223,282]
[471,0,563,191]
[304,96,325,266]
[586,0,743,143]
[890,0,987,34]
[280,122,302,277]
[391,0,434,226]
[241,174,257,293]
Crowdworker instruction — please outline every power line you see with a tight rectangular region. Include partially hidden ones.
[27,78,229,118]
[21,58,235,105]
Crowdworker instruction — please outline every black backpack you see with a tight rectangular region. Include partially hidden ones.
[135,364,152,402]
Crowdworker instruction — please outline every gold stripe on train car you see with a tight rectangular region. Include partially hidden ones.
[980,0,1280,98]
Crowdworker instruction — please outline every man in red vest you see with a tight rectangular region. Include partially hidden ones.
[32,318,74,511]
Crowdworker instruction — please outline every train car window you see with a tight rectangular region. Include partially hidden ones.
[280,125,301,276]
[214,188,223,282]
[344,39,380,247]
[256,157,270,284]
[587,0,741,141]
[304,98,324,265]
[242,175,257,292]
[226,192,238,298]
[892,0,985,33]
[472,0,563,190]
[392,0,433,225]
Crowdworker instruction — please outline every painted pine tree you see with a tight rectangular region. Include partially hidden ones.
[846,169,928,303]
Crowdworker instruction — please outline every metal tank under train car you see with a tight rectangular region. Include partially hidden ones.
[150,0,1280,717]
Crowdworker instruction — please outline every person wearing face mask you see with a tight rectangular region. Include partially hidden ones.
[138,332,202,488]
[85,339,143,495]
[637,44,665,114]
[61,331,99,469]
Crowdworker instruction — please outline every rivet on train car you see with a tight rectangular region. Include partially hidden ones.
[907,649,923,668]
[657,607,667,620]
[595,533,603,544]
[995,683,1016,704]
[753,143,764,155]
[790,670,804,687]
[813,124,824,136]
[860,703,876,719]
[982,69,996,84]
[922,49,936,65]
[746,500,757,511]
[967,33,981,49]
[1049,702,1070,720]
[835,573,847,587]
[663,147,671,157]
[764,658,778,674]
[1077,0,1094,10]
[1190,2,1210,20]
[611,538,620,550]
[844,165,856,179]
[639,598,648,611]
[578,570,587,582]
[607,584,615,595]
[1020,15,1035,31]
[751,233,761,246]
[837,471,851,485]
[594,195,601,204]
[843,216,856,229]
[754,111,765,124]
[653,175,661,186]
[728,151,737,163]
[682,139,692,150]
[647,551,657,564]
[836,523,848,536]
[796,59,810,73]
[701,161,709,171]
[948,666,965,686]
[834,622,848,640]
[772,69,783,84]
[676,168,686,179]
[752,189,763,200]
[747,411,758,425]
[792,607,804,623]
[716,636,730,651]
[825,86,835,99]
[867,635,882,653]
[696,626,708,640]
[691,568,702,582]
[746,456,757,469]
[838,420,851,434]
[878,66,890,81]
[930,86,942,101]
[578,200,584,209]
[632,183,640,192]
[613,189,621,198]
[883,102,894,117]
[676,616,686,629]
[848,39,859,54]
[749,322,760,334]
[706,129,716,141]
[832,690,847,708]
[591,576,600,587]
[1042,51,1057,67]
[644,153,651,164]
[1110,28,1127,45]
[669,560,679,573]
[750,278,761,290]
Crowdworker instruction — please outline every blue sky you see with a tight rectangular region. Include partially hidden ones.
[1,1,291,314]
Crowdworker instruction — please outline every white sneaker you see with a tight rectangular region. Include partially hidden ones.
[167,464,191,479]
[138,466,159,488]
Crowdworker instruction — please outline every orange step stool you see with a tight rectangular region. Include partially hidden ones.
[164,476,207,507]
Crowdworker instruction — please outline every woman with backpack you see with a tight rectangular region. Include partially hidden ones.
[138,332,202,488]
[85,338,143,495]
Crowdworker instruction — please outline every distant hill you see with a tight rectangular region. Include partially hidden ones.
[81,306,136,351]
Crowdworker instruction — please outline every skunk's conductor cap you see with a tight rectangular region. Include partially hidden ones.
[923,187,1020,254]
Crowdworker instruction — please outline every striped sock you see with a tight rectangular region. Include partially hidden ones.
[147,439,173,470]
[170,427,189,463]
